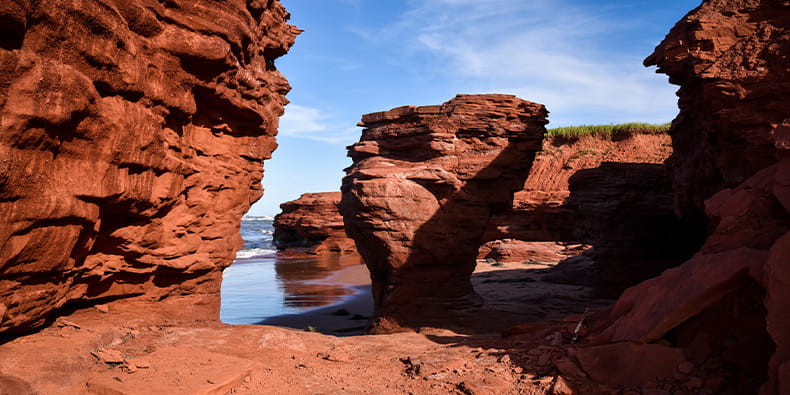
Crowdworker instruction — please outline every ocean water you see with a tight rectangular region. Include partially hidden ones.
[235,215,278,259]
[219,216,361,325]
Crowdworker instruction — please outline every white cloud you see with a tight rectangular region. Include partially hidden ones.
[372,0,678,125]
[279,104,361,144]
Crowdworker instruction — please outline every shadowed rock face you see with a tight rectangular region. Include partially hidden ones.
[599,1,790,392]
[273,192,356,254]
[482,133,704,297]
[340,94,547,329]
[484,133,674,243]
[645,0,790,219]
[566,162,704,297]
[0,0,298,335]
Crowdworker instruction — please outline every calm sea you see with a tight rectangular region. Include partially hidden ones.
[219,216,361,325]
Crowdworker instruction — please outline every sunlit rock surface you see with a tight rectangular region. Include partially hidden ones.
[599,1,790,392]
[340,94,547,330]
[0,0,298,335]
[273,192,356,254]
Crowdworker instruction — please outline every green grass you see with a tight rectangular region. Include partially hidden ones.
[546,122,670,141]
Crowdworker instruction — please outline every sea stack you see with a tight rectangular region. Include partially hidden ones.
[340,94,547,330]
[273,192,356,254]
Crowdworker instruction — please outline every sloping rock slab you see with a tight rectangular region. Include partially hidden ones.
[576,342,686,387]
[606,247,767,343]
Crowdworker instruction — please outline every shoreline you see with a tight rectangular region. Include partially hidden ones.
[257,263,373,336]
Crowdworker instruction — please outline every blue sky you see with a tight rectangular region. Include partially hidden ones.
[248,0,702,216]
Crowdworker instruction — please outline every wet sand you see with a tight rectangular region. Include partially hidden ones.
[258,263,373,336]
[256,244,613,336]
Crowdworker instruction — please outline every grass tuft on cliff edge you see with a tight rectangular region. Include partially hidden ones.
[546,122,670,142]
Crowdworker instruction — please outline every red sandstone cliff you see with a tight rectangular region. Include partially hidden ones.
[340,94,547,329]
[0,0,298,335]
[485,132,673,242]
[483,132,703,296]
[591,1,790,393]
[273,192,356,254]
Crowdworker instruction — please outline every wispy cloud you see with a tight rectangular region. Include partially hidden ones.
[278,104,360,144]
[360,0,678,126]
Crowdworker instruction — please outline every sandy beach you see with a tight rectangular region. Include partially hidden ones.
[259,263,374,336]
[257,243,612,336]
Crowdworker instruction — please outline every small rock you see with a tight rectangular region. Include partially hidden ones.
[55,318,81,329]
[317,352,350,362]
[95,304,109,313]
[685,376,703,388]
[554,358,586,378]
[423,373,447,381]
[551,376,573,395]
[91,349,125,365]
[677,361,694,374]
[330,308,350,316]
[545,332,563,345]
[456,382,475,395]
[703,377,725,393]
[497,354,511,364]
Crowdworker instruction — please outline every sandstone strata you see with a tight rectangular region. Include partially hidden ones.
[484,133,702,296]
[273,192,356,254]
[0,0,298,335]
[340,94,547,325]
[485,133,673,242]
[597,2,790,393]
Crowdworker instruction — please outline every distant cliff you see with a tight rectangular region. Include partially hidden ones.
[273,192,356,254]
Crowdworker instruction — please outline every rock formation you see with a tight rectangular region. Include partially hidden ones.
[273,192,356,254]
[644,0,789,220]
[594,1,790,393]
[0,0,298,335]
[483,132,703,296]
[565,161,704,296]
[484,132,673,243]
[340,94,547,326]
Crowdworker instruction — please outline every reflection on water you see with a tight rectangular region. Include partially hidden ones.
[220,253,364,325]
[275,255,360,308]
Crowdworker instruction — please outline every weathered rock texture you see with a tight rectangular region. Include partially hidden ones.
[273,192,356,254]
[340,94,547,325]
[644,0,790,219]
[0,0,298,335]
[565,161,704,296]
[484,133,703,296]
[484,133,673,243]
[597,1,790,393]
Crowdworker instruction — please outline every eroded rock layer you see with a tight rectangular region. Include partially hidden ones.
[340,94,547,327]
[484,133,673,243]
[0,0,298,335]
[645,0,790,218]
[273,192,356,254]
[484,133,703,296]
[598,1,790,393]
